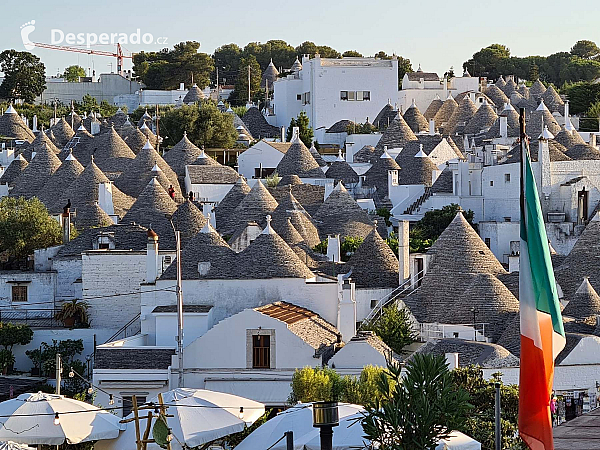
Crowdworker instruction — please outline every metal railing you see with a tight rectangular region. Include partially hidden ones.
[0,308,63,328]
[103,313,141,344]
[419,322,490,342]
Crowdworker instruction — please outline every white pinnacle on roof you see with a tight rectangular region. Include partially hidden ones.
[151,163,162,173]
[291,127,301,143]
[410,98,417,108]
[142,139,154,150]
[539,126,554,140]
[149,176,161,185]
[336,149,344,162]
[65,149,76,161]
[197,149,208,160]
[140,122,149,130]
[15,153,26,162]
[380,146,393,159]
[434,94,441,100]
[262,214,276,235]
[200,214,215,234]
[415,144,427,158]
[503,102,515,112]
[226,106,234,113]
[236,125,246,131]
[124,117,132,126]
[217,100,224,106]
[116,107,123,113]
[536,99,549,112]
[446,92,453,100]
[5,104,17,114]
[77,124,86,131]
[333,181,346,192]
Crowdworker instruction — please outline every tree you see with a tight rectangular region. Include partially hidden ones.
[463,44,511,80]
[0,323,33,352]
[233,55,261,104]
[582,100,600,132]
[213,43,242,86]
[286,111,313,147]
[133,41,214,90]
[412,204,476,243]
[528,63,539,82]
[74,94,119,117]
[362,355,472,449]
[361,305,417,354]
[62,65,86,82]
[444,66,455,79]
[373,52,412,88]
[571,40,600,60]
[563,81,600,114]
[452,367,524,449]
[0,197,62,260]
[295,41,319,57]
[343,50,363,57]
[0,50,46,102]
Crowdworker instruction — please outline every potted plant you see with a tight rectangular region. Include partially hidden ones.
[55,299,90,328]
[0,349,15,375]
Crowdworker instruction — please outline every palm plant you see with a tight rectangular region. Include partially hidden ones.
[55,299,90,327]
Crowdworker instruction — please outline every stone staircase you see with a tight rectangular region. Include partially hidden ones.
[403,187,432,215]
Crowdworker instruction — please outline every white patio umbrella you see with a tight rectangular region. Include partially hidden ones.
[435,431,481,450]
[235,403,365,450]
[297,412,375,450]
[0,442,36,450]
[95,388,265,450]
[0,392,123,445]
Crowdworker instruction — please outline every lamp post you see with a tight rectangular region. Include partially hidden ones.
[312,401,339,450]
[471,306,478,341]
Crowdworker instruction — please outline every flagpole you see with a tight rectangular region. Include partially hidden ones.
[519,107,526,224]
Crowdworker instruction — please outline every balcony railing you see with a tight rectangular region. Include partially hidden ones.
[0,309,63,328]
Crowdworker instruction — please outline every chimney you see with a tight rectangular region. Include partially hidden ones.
[292,126,300,142]
[429,119,435,136]
[98,181,115,215]
[203,204,216,228]
[445,352,459,370]
[281,126,286,143]
[499,116,508,139]
[337,275,356,343]
[179,82,185,90]
[398,221,409,285]
[327,235,341,262]
[591,134,597,148]
[146,229,159,283]
[32,115,38,133]
[62,202,71,244]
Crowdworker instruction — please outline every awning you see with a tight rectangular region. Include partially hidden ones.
[204,379,292,406]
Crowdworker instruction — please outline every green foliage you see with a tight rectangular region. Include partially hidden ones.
[341,236,363,261]
[375,52,413,89]
[0,349,15,371]
[55,299,90,327]
[0,197,63,260]
[583,100,600,132]
[361,305,417,354]
[410,204,476,253]
[232,106,247,118]
[451,366,524,449]
[343,50,363,57]
[265,172,281,187]
[225,411,271,448]
[562,82,600,114]
[571,40,600,60]
[376,208,392,226]
[160,101,237,149]
[289,365,389,405]
[233,55,262,104]
[74,94,119,117]
[286,111,314,147]
[295,42,341,59]
[347,121,377,135]
[26,339,84,379]
[362,355,472,449]
[0,322,33,351]
[0,50,46,102]
[133,41,214,90]
[62,65,86,82]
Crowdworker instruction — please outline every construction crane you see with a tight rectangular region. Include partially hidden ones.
[31,42,133,75]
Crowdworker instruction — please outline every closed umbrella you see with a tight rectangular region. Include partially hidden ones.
[236,403,365,450]
[0,392,123,445]
[96,388,265,450]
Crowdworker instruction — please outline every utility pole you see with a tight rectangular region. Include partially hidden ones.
[248,65,251,105]
[55,353,62,395]
[216,66,219,101]
[155,104,160,154]
[176,231,184,387]
[495,382,502,450]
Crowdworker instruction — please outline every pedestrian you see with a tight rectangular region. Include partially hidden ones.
[168,185,175,199]
[550,393,558,426]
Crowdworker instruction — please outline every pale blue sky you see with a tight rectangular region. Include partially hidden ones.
[2,0,598,78]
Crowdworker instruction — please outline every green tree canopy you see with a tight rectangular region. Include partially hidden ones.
[0,323,33,351]
[213,43,242,86]
[412,204,476,243]
[133,41,214,90]
[571,40,600,60]
[0,197,62,260]
[362,355,472,449]
[232,55,262,104]
[0,50,46,103]
[62,65,86,82]
[463,44,511,80]
[562,81,600,114]
[286,111,314,147]
[361,305,417,354]
[343,50,363,57]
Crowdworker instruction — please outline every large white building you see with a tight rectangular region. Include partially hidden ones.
[273,55,399,142]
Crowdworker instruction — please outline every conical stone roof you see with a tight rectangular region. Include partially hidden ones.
[526,101,561,137]
[21,130,61,159]
[484,85,510,112]
[346,227,399,288]
[529,80,547,99]
[554,129,580,150]
[50,158,134,217]
[276,137,323,178]
[309,144,327,167]
[236,219,314,279]
[325,159,359,185]
[563,277,600,320]
[373,103,399,130]
[397,151,438,186]
[261,60,279,89]
[445,96,477,136]
[138,110,153,129]
[423,96,443,121]
[313,182,373,239]
[0,105,35,141]
[566,143,600,160]
[139,124,158,147]
[403,101,429,133]
[517,84,531,99]
[271,188,320,248]
[352,145,376,163]
[65,111,82,131]
[495,76,506,89]
[115,140,181,199]
[433,96,458,131]
[501,78,518,96]
[121,127,148,154]
[191,149,220,166]
[375,113,418,150]
[229,180,278,231]
[50,118,75,147]
[108,109,128,128]
[163,132,202,178]
[273,217,318,268]
[0,154,28,187]
[89,125,136,178]
[10,144,62,198]
[242,107,279,139]
[485,105,520,139]
[214,177,251,234]
[541,85,564,113]
[464,101,498,134]
[36,151,85,206]
[278,174,303,186]
[72,202,113,230]
[183,84,205,104]
[171,199,206,245]
[363,150,400,197]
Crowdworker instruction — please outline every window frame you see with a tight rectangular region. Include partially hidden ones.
[252,335,271,369]
[340,91,348,101]
[12,285,27,302]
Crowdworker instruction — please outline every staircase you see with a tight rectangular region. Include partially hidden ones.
[403,187,432,215]
[103,313,141,344]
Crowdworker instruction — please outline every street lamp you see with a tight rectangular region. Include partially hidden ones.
[471,306,478,342]
[312,401,339,450]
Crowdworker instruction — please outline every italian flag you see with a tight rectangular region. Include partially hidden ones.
[519,139,565,449]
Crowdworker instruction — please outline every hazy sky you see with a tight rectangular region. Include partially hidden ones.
[2,0,599,78]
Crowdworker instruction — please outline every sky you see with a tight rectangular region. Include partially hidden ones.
[2,0,599,78]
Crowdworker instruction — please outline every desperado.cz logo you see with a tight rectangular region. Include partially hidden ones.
[21,20,167,50]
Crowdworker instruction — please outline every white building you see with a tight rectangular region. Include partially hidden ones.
[273,56,399,142]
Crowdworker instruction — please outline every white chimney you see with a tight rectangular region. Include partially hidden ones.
[292,126,300,142]
[429,119,435,136]
[398,220,409,286]
[203,204,216,228]
[146,229,159,283]
[62,208,71,244]
[337,275,356,343]
[98,182,115,215]
[281,126,286,143]
[445,352,459,370]
[591,134,597,148]
[499,116,508,139]
[90,120,100,135]
[179,82,185,90]
[327,235,341,262]
[32,115,38,133]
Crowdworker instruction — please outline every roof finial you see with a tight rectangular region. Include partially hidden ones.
[262,214,275,235]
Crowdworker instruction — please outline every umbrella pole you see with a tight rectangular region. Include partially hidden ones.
[133,395,142,450]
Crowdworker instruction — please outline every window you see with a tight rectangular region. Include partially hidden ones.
[485,238,491,248]
[340,91,348,101]
[504,217,512,222]
[122,396,146,418]
[253,335,270,368]
[296,94,302,101]
[356,91,364,101]
[340,91,370,101]
[504,173,511,183]
[12,285,27,302]
[301,92,310,105]
[363,91,370,101]
[370,299,378,308]
[453,332,459,338]
[490,180,494,186]
[164,256,172,265]
[348,91,356,101]
[98,243,110,250]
